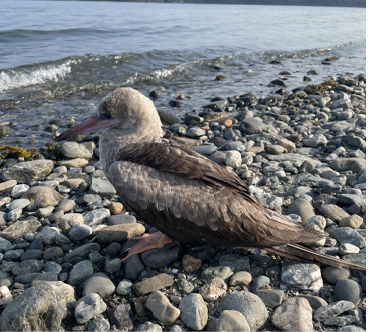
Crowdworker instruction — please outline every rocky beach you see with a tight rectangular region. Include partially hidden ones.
[0,66,366,332]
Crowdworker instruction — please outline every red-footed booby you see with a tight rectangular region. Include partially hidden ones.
[56,87,365,270]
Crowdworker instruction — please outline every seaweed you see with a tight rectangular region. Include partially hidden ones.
[304,78,339,95]
[0,145,34,158]
[215,75,227,81]
[46,143,62,157]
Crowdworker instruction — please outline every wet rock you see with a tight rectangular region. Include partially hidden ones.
[216,310,250,332]
[272,297,313,331]
[0,281,75,331]
[219,291,268,331]
[2,160,54,183]
[132,273,174,297]
[74,293,107,324]
[146,290,181,325]
[179,293,208,331]
[83,272,116,298]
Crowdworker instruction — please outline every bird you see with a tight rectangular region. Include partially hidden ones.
[55,87,365,271]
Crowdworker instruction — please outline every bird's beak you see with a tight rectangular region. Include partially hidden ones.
[55,112,119,142]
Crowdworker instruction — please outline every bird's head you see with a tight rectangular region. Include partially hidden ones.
[55,87,161,142]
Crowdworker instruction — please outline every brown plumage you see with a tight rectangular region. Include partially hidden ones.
[56,87,365,270]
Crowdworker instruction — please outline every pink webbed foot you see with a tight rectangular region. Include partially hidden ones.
[122,231,172,261]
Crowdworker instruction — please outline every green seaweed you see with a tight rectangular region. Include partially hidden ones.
[46,143,61,157]
[0,145,32,158]
[215,75,227,81]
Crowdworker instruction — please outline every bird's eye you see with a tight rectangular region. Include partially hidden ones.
[99,113,113,120]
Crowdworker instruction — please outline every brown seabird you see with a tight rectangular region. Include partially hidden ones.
[56,87,365,270]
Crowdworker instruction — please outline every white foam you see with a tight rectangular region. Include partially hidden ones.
[0,62,71,93]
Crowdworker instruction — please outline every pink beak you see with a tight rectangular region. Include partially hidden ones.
[55,112,118,142]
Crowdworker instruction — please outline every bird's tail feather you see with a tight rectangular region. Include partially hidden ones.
[265,243,365,271]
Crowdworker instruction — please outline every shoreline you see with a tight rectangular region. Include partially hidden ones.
[0,68,367,331]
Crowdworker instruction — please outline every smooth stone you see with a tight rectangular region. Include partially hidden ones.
[256,289,284,308]
[335,227,366,248]
[339,215,363,229]
[219,291,268,331]
[272,297,313,331]
[43,247,64,260]
[58,213,84,232]
[201,266,233,283]
[116,279,132,296]
[21,186,60,208]
[0,180,17,192]
[297,295,328,310]
[190,144,218,156]
[88,318,110,332]
[216,310,250,332]
[83,272,116,298]
[341,253,366,268]
[249,275,270,292]
[132,273,174,297]
[11,259,43,276]
[97,223,145,244]
[60,141,92,159]
[5,208,22,222]
[44,261,63,274]
[146,290,181,325]
[89,178,116,197]
[199,277,227,302]
[322,266,350,284]
[177,277,194,293]
[303,134,327,147]
[179,293,208,331]
[55,199,76,212]
[140,242,180,269]
[83,208,111,226]
[107,213,136,225]
[314,300,355,321]
[337,326,366,332]
[136,322,162,332]
[68,223,92,241]
[281,259,323,291]
[319,204,350,222]
[324,315,359,327]
[229,271,252,287]
[21,249,43,261]
[239,118,266,135]
[3,249,24,261]
[8,198,30,211]
[2,160,54,183]
[125,254,145,281]
[334,279,362,305]
[68,260,94,287]
[0,219,41,242]
[14,272,41,284]
[57,158,89,168]
[107,303,135,331]
[225,150,242,168]
[182,254,202,273]
[338,243,360,255]
[0,281,75,331]
[330,158,366,173]
[74,293,107,324]
[77,194,102,205]
[286,198,315,223]
[105,258,122,274]
[266,144,286,154]
[37,205,55,218]
[31,271,59,287]
[338,194,366,206]
[35,226,60,245]
[101,242,121,258]
[219,254,249,272]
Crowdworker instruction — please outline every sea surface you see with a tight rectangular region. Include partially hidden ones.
[0,0,366,148]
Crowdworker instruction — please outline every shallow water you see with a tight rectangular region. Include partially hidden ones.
[0,1,366,148]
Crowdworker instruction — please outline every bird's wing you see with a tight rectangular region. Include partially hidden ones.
[109,141,324,247]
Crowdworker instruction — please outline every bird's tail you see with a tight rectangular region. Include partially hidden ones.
[266,243,365,271]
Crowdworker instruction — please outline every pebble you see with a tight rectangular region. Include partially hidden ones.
[229,271,252,286]
[281,259,323,291]
[339,215,363,228]
[314,300,355,321]
[219,291,268,331]
[107,303,135,331]
[88,318,110,332]
[216,310,250,332]
[83,208,111,226]
[125,254,145,281]
[97,223,145,244]
[132,273,174,297]
[334,279,362,305]
[179,293,208,330]
[68,223,92,241]
[201,266,233,283]
[286,198,315,223]
[297,295,328,310]
[116,279,133,296]
[89,178,116,197]
[0,218,41,241]
[2,159,54,183]
[136,322,162,332]
[335,227,366,248]
[140,242,180,269]
[0,180,17,192]
[322,266,350,284]
[55,199,76,212]
[60,141,93,159]
[146,290,181,325]
[199,277,227,301]
[74,293,107,324]
[250,275,270,292]
[83,272,116,298]
[272,297,313,331]
[256,289,284,308]
[219,254,250,272]
[68,260,94,287]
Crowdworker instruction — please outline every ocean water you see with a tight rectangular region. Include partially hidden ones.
[0,0,366,147]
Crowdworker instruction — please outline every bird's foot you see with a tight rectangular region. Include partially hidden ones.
[122,231,172,261]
